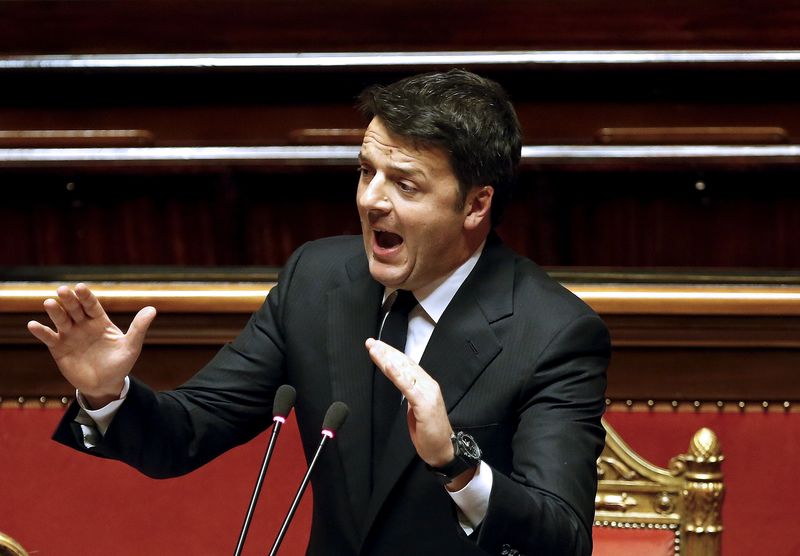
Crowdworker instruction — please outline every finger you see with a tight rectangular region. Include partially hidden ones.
[75,283,107,319]
[366,338,404,378]
[125,306,157,346]
[43,297,72,333]
[366,340,453,466]
[366,339,425,399]
[27,320,59,348]
[56,285,87,323]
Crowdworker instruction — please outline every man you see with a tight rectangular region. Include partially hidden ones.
[28,69,609,555]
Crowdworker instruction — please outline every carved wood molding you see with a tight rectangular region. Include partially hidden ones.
[3,281,800,315]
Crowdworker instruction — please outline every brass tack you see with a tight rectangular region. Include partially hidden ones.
[671,400,679,408]
[762,401,769,409]
[625,399,633,407]
[693,400,701,409]
[605,398,612,406]
[39,396,47,404]
[61,397,69,405]
[17,396,25,405]
[647,399,655,408]
[784,401,791,410]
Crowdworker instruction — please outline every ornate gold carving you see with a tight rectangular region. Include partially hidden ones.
[688,428,723,462]
[0,532,28,556]
[655,492,675,514]
[668,457,687,477]
[595,420,724,555]
[680,428,725,543]
[595,492,638,512]
[597,455,639,481]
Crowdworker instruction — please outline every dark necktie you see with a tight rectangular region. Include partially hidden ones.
[371,289,418,485]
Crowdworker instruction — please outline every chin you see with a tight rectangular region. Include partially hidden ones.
[368,262,408,288]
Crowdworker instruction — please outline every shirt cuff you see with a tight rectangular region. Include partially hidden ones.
[75,376,130,438]
[447,460,493,534]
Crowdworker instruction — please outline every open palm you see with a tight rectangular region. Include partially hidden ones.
[27,283,156,407]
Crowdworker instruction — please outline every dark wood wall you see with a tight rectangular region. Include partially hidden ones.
[4,166,800,268]
[1,2,799,270]
[2,0,800,53]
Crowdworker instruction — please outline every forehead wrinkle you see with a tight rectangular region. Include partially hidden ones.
[360,136,430,180]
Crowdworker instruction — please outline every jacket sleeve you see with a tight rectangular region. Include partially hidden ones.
[476,313,610,556]
[52,242,311,478]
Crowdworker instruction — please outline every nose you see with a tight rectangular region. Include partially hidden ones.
[357,171,391,214]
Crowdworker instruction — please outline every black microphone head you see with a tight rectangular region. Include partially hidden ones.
[273,384,297,419]
[321,401,349,436]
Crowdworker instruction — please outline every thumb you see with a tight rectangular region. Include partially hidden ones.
[126,306,157,346]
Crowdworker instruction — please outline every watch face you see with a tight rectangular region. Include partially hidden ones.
[455,432,482,461]
[426,431,482,484]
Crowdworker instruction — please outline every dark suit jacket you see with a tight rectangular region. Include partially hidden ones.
[55,233,609,556]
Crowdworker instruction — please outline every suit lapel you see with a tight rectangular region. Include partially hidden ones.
[360,235,515,541]
[327,252,384,537]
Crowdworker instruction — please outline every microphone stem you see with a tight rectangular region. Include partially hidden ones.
[268,434,329,556]
[234,419,283,556]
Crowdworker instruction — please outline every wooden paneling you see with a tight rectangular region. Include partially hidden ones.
[4,165,799,268]
[4,279,800,404]
[2,47,800,269]
[2,1,800,53]
[4,60,800,148]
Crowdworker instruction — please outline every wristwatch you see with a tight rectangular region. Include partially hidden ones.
[426,431,482,485]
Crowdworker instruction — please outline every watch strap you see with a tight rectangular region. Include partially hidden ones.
[426,431,481,484]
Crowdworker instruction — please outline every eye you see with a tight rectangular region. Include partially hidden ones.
[397,181,416,193]
[358,165,375,180]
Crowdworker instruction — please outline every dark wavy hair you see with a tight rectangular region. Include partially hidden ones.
[358,69,522,226]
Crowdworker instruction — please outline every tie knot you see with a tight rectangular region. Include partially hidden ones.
[390,289,417,317]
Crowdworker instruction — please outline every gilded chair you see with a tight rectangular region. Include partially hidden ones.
[593,419,724,556]
[0,533,28,556]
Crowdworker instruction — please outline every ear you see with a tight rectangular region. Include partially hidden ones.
[463,186,494,230]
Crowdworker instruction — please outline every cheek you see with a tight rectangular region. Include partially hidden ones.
[407,227,441,258]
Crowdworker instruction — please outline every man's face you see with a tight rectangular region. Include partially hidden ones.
[357,117,475,291]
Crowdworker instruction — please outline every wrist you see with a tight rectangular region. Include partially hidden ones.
[445,466,478,492]
[426,431,482,486]
[428,435,456,468]
[80,379,126,410]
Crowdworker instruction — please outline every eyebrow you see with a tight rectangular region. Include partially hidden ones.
[358,151,428,180]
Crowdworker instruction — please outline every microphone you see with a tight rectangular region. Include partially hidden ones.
[233,384,297,556]
[268,401,349,556]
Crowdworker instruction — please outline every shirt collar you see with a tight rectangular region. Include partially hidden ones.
[383,240,485,324]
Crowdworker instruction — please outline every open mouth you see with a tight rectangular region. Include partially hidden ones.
[375,229,404,249]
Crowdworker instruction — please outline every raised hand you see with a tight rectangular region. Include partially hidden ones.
[365,338,455,467]
[27,283,156,408]
[366,338,478,490]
